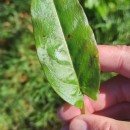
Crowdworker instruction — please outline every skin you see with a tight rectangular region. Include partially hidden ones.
[58,45,130,130]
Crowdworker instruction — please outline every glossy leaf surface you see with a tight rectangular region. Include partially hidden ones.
[31,0,100,108]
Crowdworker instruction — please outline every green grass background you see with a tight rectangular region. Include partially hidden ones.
[0,0,130,129]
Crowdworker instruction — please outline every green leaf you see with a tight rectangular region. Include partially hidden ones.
[31,0,100,109]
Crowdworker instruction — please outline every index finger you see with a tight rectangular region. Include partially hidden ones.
[98,45,130,78]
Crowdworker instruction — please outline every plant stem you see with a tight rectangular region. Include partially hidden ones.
[81,99,86,114]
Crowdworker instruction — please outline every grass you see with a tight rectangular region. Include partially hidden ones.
[0,0,130,129]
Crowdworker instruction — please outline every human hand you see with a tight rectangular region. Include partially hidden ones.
[58,45,130,130]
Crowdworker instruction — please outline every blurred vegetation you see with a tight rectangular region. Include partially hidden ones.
[0,0,130,130]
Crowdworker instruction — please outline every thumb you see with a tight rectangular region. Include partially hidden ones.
[67,114,130,130]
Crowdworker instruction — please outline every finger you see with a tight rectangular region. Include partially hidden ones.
[88,75,130,112]
[69,114,130,130]
[98,45,130,78]
[58,75,130,121]
[57,104,82,122]
[94,102,130,120]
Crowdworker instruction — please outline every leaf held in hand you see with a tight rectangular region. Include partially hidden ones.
[31,0,100,109]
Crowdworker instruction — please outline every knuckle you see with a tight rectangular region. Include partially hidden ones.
[101,121,111,130]
[100,121,118,130]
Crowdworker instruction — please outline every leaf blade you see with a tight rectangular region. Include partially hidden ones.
[31,0,100,108]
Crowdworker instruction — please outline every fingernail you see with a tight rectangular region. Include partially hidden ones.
[61,125,69,130]
[70,119,88,130]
